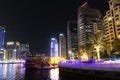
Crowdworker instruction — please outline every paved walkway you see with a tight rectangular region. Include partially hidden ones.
[59,59,120,72]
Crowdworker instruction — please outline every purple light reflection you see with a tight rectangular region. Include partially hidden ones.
[58,59,120,69]
[0,64,25,80]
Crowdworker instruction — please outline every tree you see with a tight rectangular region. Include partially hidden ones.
[89,31,105,60]
[78,45,89,61]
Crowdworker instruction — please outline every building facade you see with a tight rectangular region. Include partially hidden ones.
[0,26,6,60]
[51,38,58,57]
[67,21,78,57]
[5,41,20,60]
[0,26,5,48]
[77,2,103,47]
[59,33,66,57]
[103,0,120,51]
[20,43,30,59]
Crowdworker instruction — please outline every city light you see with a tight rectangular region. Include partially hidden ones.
[50,57,66,65]
[6,42,14,45]
[116,21,120,25]
[51,38,56,40]
[0,59,25,64]
[13,49,17,52]
[81,2,88,7]
[59,33,63,36]
[108,17,112,21]
[51,38,58,57]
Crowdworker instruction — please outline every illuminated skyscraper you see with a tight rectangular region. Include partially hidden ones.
[0,26,5,60]
[0,26,5,48]
[104,0,120,51]
[51,38,58,57]
[77,2,103,47]
[59,33,66,57]
[6,41,20,60]
[20,43,30,59]
[20,43,29,52]
[67,21,78,57]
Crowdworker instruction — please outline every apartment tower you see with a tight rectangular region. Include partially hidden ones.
[77,2,103,47]
[103,0,120,51]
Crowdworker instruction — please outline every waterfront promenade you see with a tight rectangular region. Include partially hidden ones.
[58,59,120,79]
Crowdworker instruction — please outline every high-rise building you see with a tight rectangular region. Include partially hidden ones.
[6,41,20,60]
[0,26,6,60]
[67,21,78,57]
[20,43,29,52]
[0,26,5,48]
[103,0,120,51]
[59,33,66,57]
[50,38,58,57]
[77,2,103,47]
[20,43,30,59]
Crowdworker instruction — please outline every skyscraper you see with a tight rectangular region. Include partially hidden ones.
[20,43,29,52]
[67,21,78,57]
[0,26,6,60]
[20,43,30,59]
[103,0,120,51]
[6,41,20,60]
[77,2,103,47]
[59,33,66,57]
[50,38,58,57]
[0,26,5,48]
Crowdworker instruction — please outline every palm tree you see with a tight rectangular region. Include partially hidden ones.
[89,31,105,60]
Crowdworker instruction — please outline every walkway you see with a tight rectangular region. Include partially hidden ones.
[58,59,120,72]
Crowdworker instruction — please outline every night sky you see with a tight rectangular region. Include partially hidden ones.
[0,0,108,55]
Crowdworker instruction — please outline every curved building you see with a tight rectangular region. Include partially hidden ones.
[59,33,66,57]
[50,38,58,57]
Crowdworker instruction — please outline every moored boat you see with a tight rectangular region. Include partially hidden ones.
[25,56,58,70]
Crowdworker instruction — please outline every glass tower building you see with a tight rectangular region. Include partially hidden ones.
[67,21,78,57]
[0,26,5,48]
[59,33,66,57]
[51,38,58,57]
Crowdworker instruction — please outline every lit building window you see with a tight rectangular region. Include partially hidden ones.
[80,26,83,30]
[108,17,112,21]
[116,21,120,25]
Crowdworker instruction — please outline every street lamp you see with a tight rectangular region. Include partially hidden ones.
[68,51,72,59]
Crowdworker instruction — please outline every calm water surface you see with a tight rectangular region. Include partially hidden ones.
[0,64,105,80]
[0,64,60,80]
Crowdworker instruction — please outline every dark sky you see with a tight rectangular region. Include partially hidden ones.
[0,0,108,55]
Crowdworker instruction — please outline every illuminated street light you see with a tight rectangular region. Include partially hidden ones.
[68,51,72,59]
[69,51,72,54]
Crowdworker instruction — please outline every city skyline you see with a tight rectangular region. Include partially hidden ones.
[0,0,108,54]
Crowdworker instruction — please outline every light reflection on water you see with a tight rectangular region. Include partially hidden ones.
[50,68,59,80]
[0,64,25,80]
[0,64,60,80]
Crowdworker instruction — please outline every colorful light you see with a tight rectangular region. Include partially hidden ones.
[51,38,58,57]
[0,59,25,64]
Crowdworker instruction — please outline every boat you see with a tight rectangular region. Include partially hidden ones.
[38,65,58,70]
[25,56,58,70]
